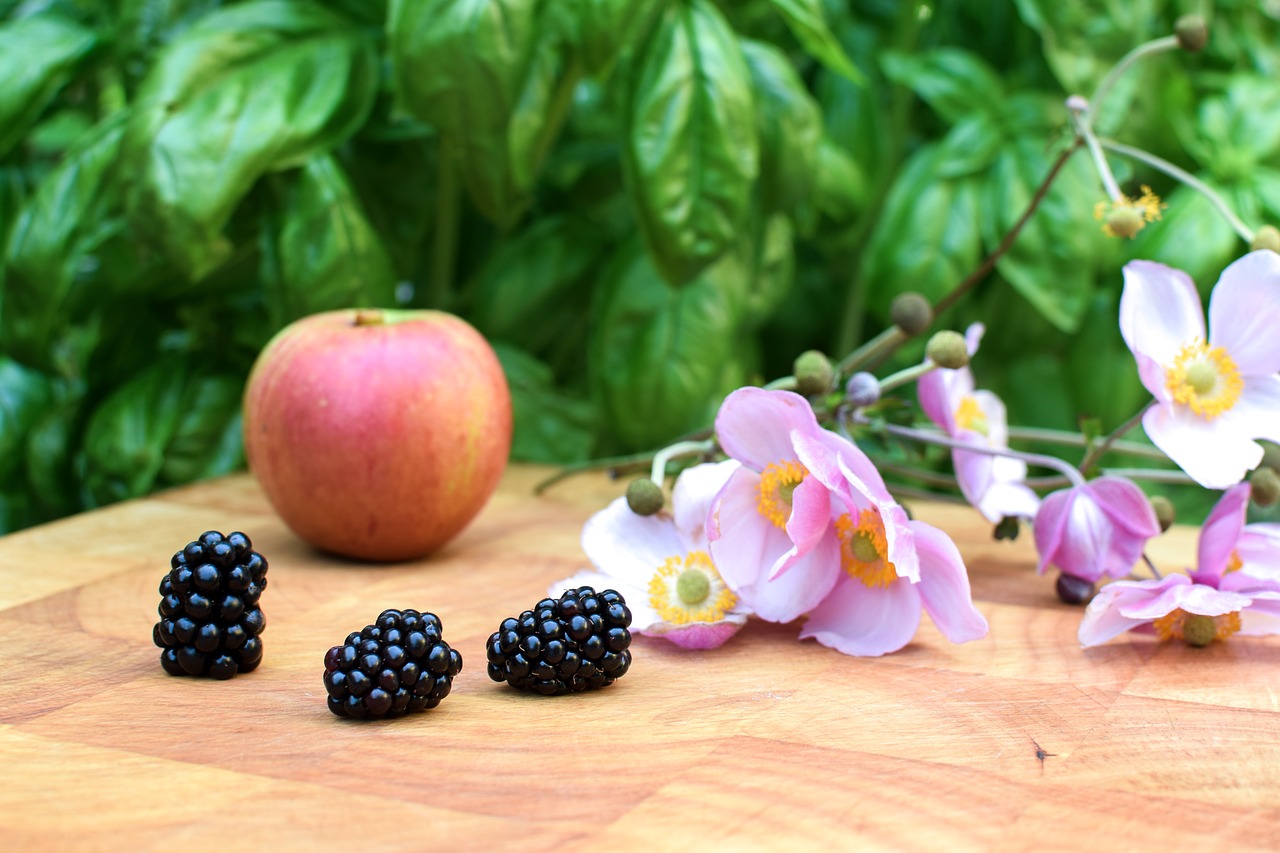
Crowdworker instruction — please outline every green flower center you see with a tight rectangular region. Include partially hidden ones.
[676,569,711,605]
[1182,614,1217,647]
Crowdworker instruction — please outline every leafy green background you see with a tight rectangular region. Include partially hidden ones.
[1,0,1277,533]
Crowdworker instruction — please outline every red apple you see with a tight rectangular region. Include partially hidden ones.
[242,308,512,561]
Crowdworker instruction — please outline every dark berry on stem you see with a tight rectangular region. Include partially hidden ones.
[486,586,633,696]
[153,531,269,680]
[1056,572,1095,605]
[324,609,462,720]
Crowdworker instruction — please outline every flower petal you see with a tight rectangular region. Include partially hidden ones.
[911,520,988,643]
[1217,375,1280,446]
[799,575,922,656]
[976,480,1041,523]
[736,529,841,623]
[1196,483,1250,581]
[771,473,833,580]
[641,613,749,649]
[1088,476,1162,539]
[1208,250,1280,375]
[715,387,821,470]
[1144,403,1262,489]
[707,468,774,589]
[581,497,684,580]
[917,368,959,434]
[1032,487,1073,575]
[1118,579,1251,620]
[672,459,740,549]
[1237,523,1280,580]
[971,389,1010,448]
[811,428,891,500]
[1119,260,1205,372]
[1078,577,1182,647]
[953,445,995,511]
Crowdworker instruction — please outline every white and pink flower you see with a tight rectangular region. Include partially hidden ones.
[917,323,1039,523]
[1119,251,1280,488]
[1032,476,1162,583]
[558,460,751,650]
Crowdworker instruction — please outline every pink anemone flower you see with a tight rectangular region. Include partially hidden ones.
[917,323,1040,523]
[1079,484,1280,647]
[561,460,750,650]
[715,425,987,657]
[1191,482,1280,585]
[1032,477,1161,583]
[1119,251,1280,488]
[707,387,882,622]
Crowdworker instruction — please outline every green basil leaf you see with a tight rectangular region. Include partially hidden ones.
[624,0,758,285]
[743,212,795,329]
[4,114,127,367]
[980,138,1107,333]
[80,356,244,506]
[810,136,865,223]
[934,113,1004,178]
[0,13,96,159]
[0,356,53,483]
[389,0,539,224]
[1186,75,1280,180]
[508,33,562,193]
[860,144,983,318]
[264,153,397,331]
[742,39,822,214]
[1011,0,1159,97]
[122,0,379,279]
[766,0,860,83]
[494,343,597,464]
[342,136,437,282]
[1065,291,1147,428]
[573,0,661,78]
[24,395,83,521]
[590,240,747,451]
[880,48,1004,124]
[469,215,602,356]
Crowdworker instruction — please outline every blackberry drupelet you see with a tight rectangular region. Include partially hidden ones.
[323,609,463,719]
[153,530,268,680]
[486,586,633,695]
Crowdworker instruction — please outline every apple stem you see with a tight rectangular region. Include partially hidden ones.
[353,309,385,327]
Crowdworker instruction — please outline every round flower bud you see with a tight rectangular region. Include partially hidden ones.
[1055,572,1095,606]
[1104,207,1145,240]
[794,350,834,397]
[844,372,881,408]
[1181,614,1217,647]
[1250,466,1280,508]
[1064,94,1089,113]
[625,478,665,516]
[992,516,1020,542]
[925,330,969,370]
[1149,495,1176,532]
[1175,14,1208,52]
[1251,225,1280,253]
[889,292,934,335]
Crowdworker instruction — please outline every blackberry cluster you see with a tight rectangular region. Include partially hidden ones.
[324,609,462,719]
[153,531,268,679]
[486,586,633,695]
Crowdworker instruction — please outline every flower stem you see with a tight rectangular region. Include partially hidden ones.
[651,440,716,485]
[1005,425,1168,462]
[1099,138,1256,243]
[1070,108,1122,201]
[1142,552,1163,580]
[1079,402,1152,473]
[1088,36,1180,124]
[1100,467,1197,485]
[878,360,938,395]
[876,422,1087,488]
[935,140,1083,315]
[837,326,906,376]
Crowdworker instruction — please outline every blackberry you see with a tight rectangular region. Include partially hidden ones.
[153,530,268,679]
[486,586,632,696]
[323,609,462,719]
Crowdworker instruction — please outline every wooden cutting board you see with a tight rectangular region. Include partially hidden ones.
[1,466,1278,851]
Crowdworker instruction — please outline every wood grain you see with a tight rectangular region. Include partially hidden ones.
[2,466,1279,851]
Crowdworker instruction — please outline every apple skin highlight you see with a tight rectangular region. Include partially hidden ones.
[243,309,513,561]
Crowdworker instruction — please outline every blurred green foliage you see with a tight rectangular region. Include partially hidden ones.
[1,0,1277,532]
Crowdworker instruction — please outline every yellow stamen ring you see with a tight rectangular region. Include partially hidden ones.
[1152,608,1241,646]
[1164,339,1242,420]
[954,395,989,436]
[836,510,898,589]
[647,551,737,625]
[757,460,808,529]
